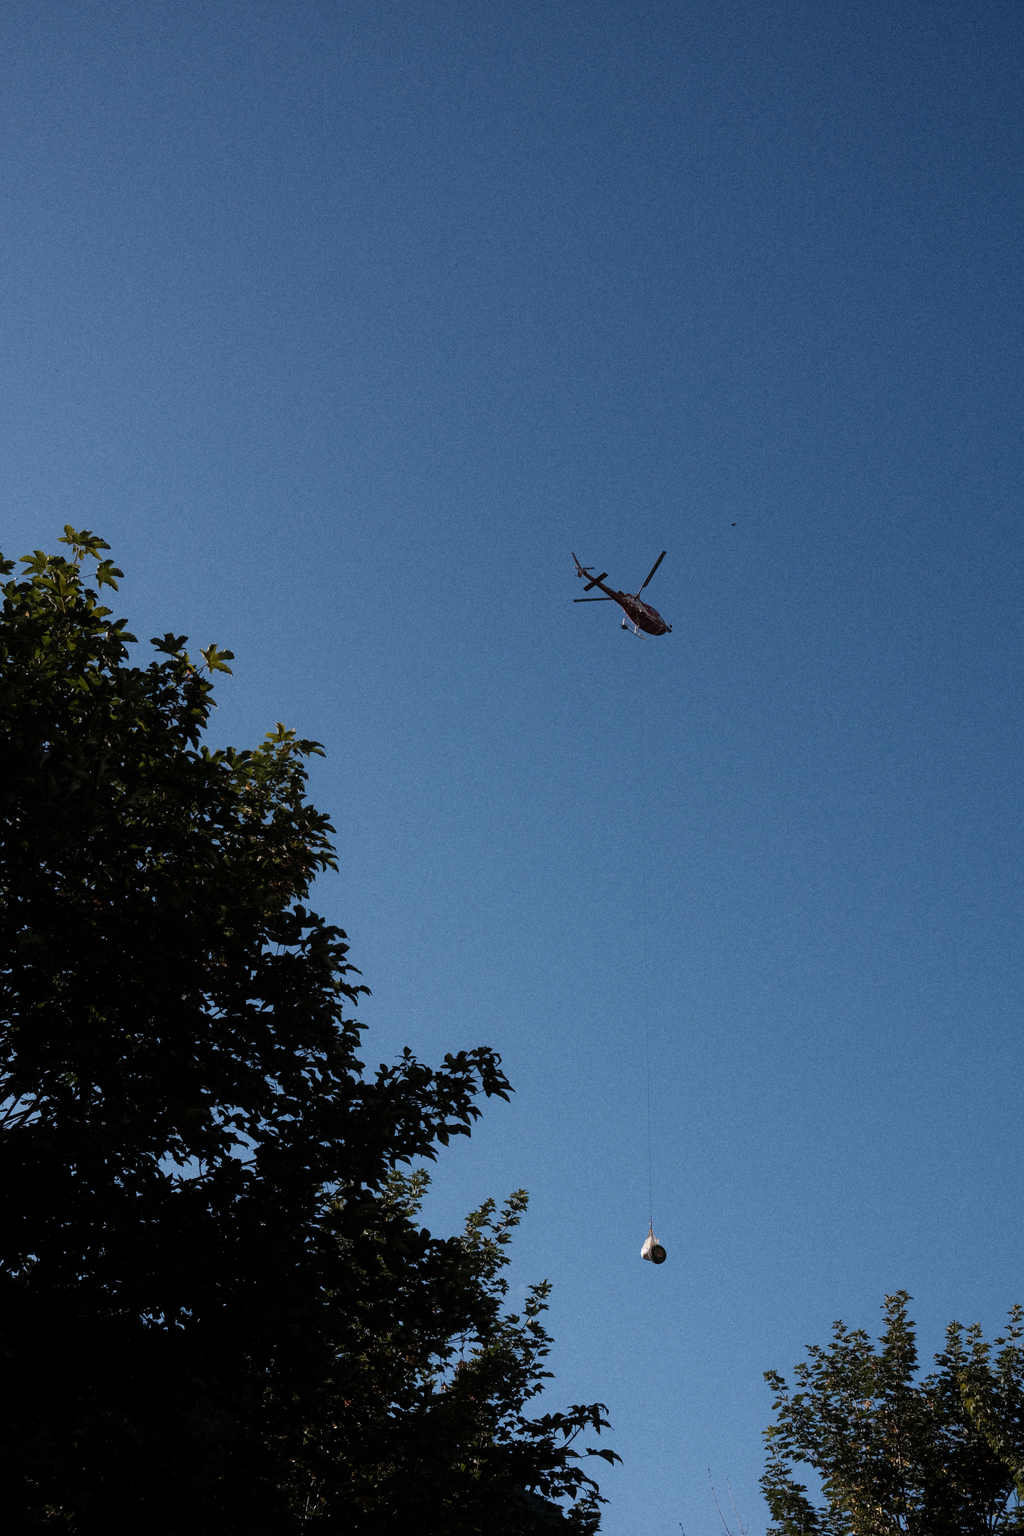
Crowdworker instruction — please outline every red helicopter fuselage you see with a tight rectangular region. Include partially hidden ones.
[571,554,672,635]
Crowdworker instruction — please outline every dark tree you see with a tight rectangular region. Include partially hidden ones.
[762,1291,1024,1534]
[0,529,615,1532]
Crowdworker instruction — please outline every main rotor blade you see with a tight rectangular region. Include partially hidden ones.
[637,550,666,594]
[573,597,616,602]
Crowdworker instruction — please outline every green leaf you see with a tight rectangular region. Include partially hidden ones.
[199,642,235,674]
[150,632,189,654]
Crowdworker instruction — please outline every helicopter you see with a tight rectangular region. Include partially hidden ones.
[571,550,672,635]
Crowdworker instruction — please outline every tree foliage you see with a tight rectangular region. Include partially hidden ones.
[762,1291,1024,1534]
[0,529,615,1531]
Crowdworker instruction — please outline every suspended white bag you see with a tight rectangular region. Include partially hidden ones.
[641,1224,666,1264]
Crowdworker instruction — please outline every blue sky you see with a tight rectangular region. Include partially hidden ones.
[2,2,1023,1529]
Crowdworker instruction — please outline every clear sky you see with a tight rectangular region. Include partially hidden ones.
[2,3,1023,1530]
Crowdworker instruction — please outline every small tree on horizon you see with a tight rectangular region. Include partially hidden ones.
[0,528,615,1532]
[763,1291,1024,1534]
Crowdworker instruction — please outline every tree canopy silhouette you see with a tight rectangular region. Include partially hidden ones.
[763,1291,1024,1534]
[0,528,615,1532]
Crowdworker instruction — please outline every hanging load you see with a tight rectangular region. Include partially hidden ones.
[641,1224,666,1264]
